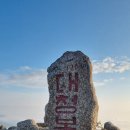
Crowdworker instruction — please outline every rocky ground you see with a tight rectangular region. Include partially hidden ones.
[0,119,120,130]
[0,119,48,130]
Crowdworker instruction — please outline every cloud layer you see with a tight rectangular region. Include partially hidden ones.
[94,78,113,87]
[93,56,130,74]
[0,67,47,88]
[0,56,129,89]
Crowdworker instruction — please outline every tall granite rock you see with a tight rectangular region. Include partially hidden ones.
[44,51,99,130]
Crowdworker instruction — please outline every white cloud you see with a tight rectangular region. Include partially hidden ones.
[103,78,113,82]
[0,114,6,118]
[93,81,105,87]
[0,67,47,88]
[0,56,129,89]
[92,56,130,74]
[19,66,32,71]
[94,78,113,87]
[120,77,126,80]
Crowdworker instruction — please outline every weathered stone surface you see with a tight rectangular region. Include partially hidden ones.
[8,126,17,130]
[39,127,49,130]
[104,122,120,130]
[37,123,47,128]
[17,119,39,130]
[37,123,48,130]
[45,51,99,130]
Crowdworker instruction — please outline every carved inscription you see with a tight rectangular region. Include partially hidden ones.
[55,71,79,130]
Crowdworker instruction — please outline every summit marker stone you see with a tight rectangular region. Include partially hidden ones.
[44,51,99,130]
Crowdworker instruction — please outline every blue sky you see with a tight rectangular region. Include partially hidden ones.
[0,1,130,129]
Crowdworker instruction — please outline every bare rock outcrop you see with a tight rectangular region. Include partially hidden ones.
[17,119,39,130]
[45,51,99,130]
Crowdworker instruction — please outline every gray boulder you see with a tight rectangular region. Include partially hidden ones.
[104,122,120,130]
[17,119,39,130]
[8,126,17,130]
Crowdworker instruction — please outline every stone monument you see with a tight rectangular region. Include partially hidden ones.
[45,51,98,130]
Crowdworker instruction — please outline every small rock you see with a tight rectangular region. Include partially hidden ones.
[36,123,47,128]
[0,125,7,130]
[0,125,2,129]
[104,122,120,130]
[17,119,39,130]
[44,104,48,126]
[8,126,17,130]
